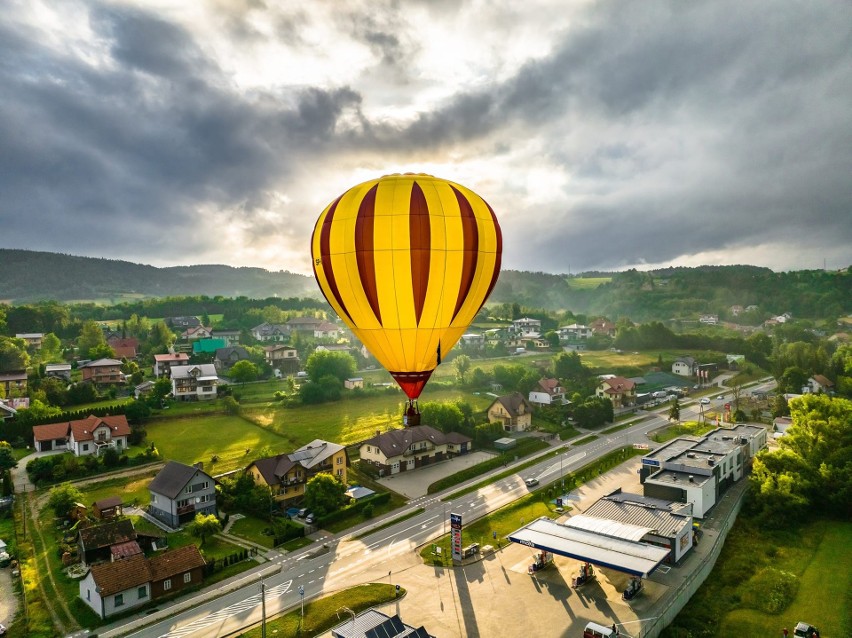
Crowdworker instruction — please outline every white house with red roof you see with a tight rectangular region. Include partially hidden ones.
[153,353,190,377]
[529,378,568,406]
[595,376,636,408]
[32,414,131,456]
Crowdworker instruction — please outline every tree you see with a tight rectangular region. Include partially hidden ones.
[39,332,63,363]
[78,320,108,359]
[303,472,346,517]
[40,376,68,406]
[147,321,175,353]
[0,336,29,371]
[0,441,16,472]
[420,401,465,433]
[188,513,222,547]
[150,378,172,405]
[668,398,680,423]
[305,350,356,384]
[453,355,471,384]
[47,482,84,518]
[229,360,259,384]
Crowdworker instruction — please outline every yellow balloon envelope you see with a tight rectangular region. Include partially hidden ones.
[311,173,502,399]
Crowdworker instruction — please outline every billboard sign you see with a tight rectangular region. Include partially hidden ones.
[450,513,462,561]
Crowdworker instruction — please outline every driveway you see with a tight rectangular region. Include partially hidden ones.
[0,565,17,627]
[377,451,497,499]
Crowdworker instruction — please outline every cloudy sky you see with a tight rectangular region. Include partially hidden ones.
[1,0,850,275]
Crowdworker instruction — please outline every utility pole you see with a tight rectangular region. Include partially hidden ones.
[260,578,267,638]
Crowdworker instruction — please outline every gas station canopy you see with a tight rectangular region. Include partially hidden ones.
[507,517,670,578]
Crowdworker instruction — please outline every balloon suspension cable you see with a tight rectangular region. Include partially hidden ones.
[404,399,421,426]
[437,341,442,365]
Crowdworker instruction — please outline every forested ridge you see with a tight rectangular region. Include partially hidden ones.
[1,250,849,322]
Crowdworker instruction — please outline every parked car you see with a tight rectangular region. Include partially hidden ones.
[297,508,308,518]
[793,622,819,637]
[525,478,539,487]
[699,398,711,405]
[0,622,6,635]
[286,507,301,519]
[305,513,315,525]
[0,552,11,568]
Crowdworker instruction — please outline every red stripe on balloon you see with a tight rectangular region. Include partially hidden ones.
[409,182,431,324]
[482,201,503,303]
[315,197,353,323]
[450,185,479,323]
[355,184,382,325]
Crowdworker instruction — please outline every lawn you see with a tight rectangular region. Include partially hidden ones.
[566,276,611,289]
[144,414,291,474]
[243,388,492,448]
[228,514,276,548]
[650,420,718,443]
[240,583,402,637]
[76,473,157,507]
[666,519,851,638]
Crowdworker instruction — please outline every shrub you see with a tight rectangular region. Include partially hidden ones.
[741,567,798,614]
[362,504,374,519]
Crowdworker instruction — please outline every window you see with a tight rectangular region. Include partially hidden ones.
[163,579,172,591]
[183,572,192,584]
[336,469,343,477]
[83,443,90,451]
[336,456,342,464]
[177,499,189,508]
[115,593,124,607]
[138,586,147,598]
[86,589,90,601]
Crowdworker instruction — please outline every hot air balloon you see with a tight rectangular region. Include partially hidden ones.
[311,173,502,424]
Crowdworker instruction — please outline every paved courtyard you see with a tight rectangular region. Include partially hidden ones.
[376,451,498,498]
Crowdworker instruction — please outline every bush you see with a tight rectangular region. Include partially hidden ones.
[740,567,798,614]
[362,504,374,519]
[102,448,120,468]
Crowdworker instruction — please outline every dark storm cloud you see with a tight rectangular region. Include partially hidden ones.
[0,3,362,261]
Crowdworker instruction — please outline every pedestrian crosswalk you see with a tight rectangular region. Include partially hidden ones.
[157,580,293,637]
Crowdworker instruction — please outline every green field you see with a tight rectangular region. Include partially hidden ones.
[145,414,291,473]
[566,276,611,289]
[667,519,851,638]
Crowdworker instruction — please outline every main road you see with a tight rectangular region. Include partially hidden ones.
[103,379,775,638]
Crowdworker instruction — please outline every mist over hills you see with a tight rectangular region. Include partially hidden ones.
[0,249,849,321]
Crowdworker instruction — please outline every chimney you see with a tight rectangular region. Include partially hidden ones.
[688,475,694,482]
[194,461,204,470]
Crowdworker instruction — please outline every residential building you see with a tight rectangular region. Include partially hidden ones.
[15,333,44,348]
[729,305,744,317]
[557,324,592,341]
[192,338,227,356]
[247,439,349,505]
[107,337,139,359]
[264,345,300,374]
[344,377,364,390]
[153,353,190,377]
[134,380,155,399]
[78,545,205,618]
[511,317,541,335]
[529,378,567,407]
[92,496,123,520]
[595,376,636,408]
[213,346,250,373]
[165,316,201,330]
[314,321,341,339]
[32,414,131,456]
[80,358,124,385]
[359,426,472,476]
[0,400,16,421]
[0,370,28,396]
[806,374,834,394]
[486,393,533,432]
[148,461,217,528]
[672,357,697,377]
[699,314,719,325]
[181,326,212,341]
[589,318,617,337]
[77,519,137,566]
[211,329,241,345]
[286,316,325,334]
[170,364,218,401]
[314,344,352,354]
[44,363,72,381]
[459,333,485,349]
[250,322,290,342]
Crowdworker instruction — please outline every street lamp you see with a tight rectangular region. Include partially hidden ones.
[260,578,267,638]
[299,584,305,620]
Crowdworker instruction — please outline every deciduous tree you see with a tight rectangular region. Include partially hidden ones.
[47,482,84,518]
[304,472,346,517]
[188,513,222,547]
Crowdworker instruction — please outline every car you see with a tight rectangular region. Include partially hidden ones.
[0,552,11,568]
[286,507,301,518]
[793,622,819,637]
[525,478,539,487]
[305,513,315,524]
[0,623,6,635]
[297,508,308,518]
[699,398,711,405]
[716,394,725,400]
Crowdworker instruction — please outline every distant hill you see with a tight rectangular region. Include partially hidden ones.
[1,250,848,322]
[0,250,318,302]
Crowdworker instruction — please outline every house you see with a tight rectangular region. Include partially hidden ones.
[165,316,201,330]
[0,400,16,421]
[80,359,124,385]
[528,378,567,407]
[247,440,349,505]
[460,333,485,349]
[153,353,190,377]
[487,393,533,432]
[0,370,28,396]
[773,416,793,437]
[170,364,218,401]
[313,321,341,339]
[44,363,72,381]
[510,317,541,335]
[78,545,205,619]
[78,519,137,566]
[672,357,697,377]
[595,376,636,408]
[16,333,44,348]
[211,329,241,345]
[107,337,139,359]
[315,344,352,354]
[589,318,617,338]
[92,496,123,520]
[134,380,156,399]
[181,325,213,341]
[148,461,217,528]
[330,609,435,638]
[286,316,325,334]
[213,346,250,374]
[359,426,472,475]
[699,314,719,325]
[806,375,834,394]
[192,338,227,356]
[264,345,300,374]
[250,322,290,342]
[557,324,592,341]
[344,378,364,390]
[32,414,131,456]
[729,305,744,317]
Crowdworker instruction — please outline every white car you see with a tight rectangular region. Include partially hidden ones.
[699,398,711,405]
[525,478,539,487]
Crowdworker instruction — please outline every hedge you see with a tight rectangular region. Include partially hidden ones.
[316,492,390,527]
